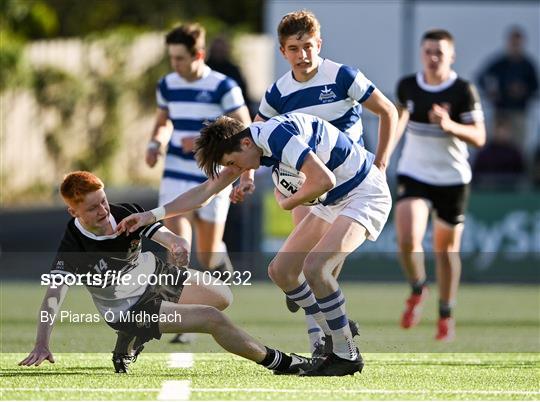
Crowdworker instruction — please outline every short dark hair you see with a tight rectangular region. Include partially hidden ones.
[277,10,320,46]
[165,24,206,55]
[422,29,454,44]
[196,116,250,178]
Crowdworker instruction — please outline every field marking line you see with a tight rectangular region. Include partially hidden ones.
[154,352,193,400]
[190,388,540,396]
[167,352,194,368]
[3,387,539,396]
[157,380,191,401]
[0,388,161,392]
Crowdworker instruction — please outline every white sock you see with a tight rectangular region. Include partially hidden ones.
[285,281,331,335]
[316,289,357,360]
[305,314,324,352]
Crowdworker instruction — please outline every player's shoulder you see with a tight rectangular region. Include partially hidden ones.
[318,58,348,80]
[207,69,240,94]
[58,219,83,252]
[272,70,293,92]
[207,68,228,81]
[397,74,417,87]
[207,68,238,86]
[160,72,182,87]
[452,75,475,91]
[323,58,354,74]
[112,203,145,220]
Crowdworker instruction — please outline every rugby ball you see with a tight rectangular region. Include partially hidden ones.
[271,163,327,206]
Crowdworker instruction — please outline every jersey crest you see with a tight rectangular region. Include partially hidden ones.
[195,90,212,103]
[319,85,337,103]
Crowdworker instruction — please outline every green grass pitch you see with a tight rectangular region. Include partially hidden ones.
[1,282,539,400]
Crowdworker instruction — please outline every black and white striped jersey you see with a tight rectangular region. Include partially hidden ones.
[396,71,484,185]
[50,203,163,319]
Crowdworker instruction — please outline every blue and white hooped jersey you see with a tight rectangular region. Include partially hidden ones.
[157,67,245,183]
[251,113,375,206]
[257,57,375,145]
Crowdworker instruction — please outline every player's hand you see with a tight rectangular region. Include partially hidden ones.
[116,212,155,234]
[19,345,55,367]
[230,178,255,203]
[181,137,197,153]
[428,104,452,132]
[145,142,162,168]
[170,237,190,267]
[374,161,387,175]
[274,188,293,210]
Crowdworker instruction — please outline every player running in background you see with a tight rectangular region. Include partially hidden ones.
[247,10,396,354]
[146,24,252,276]
[394,29,485,341]
[118,111,396,376]
[19,171,313,376]
[147,24,252,343]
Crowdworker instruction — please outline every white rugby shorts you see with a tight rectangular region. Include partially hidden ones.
[310,165,392,241]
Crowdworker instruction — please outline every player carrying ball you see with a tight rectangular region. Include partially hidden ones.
[118,110,397,376]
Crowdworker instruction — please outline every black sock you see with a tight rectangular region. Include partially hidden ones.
[113,331,135,354]
[258,347,292,371]
[411,279,426,295]
[439,301,452,318]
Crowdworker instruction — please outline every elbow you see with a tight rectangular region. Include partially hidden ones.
[474,127,487,148]
[475,137,486,148]
[382,102,399,139]
[382,101,399,122]
[389,104,399,131]
[322,172,336,192]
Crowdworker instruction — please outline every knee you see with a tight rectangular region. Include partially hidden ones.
[267,258,282,284]
[436,249,459,265]
[201,306,228,332]
[268,258,297,288]
[214,286,233,311]
[303,253,328,287]
[398,238,421,254]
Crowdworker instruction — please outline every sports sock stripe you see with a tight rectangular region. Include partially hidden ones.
[316,288,357,360]
[285,281,331,334]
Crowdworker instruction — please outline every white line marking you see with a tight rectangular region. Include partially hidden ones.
[167,352,194,368]
[1,388,161,392]
[189,388,540,395]
[157,380,191,401]
[3,387,538,396]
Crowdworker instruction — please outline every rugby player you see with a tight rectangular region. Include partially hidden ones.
[18,171,313,375]
[148,23,252,344]
[394,29,486,341]
[117,111,397,376]
[235,10,395,354]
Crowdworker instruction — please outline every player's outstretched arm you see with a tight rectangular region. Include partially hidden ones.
[19,284,69,367]
[117,167,242,234]
[363,88,398,173]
